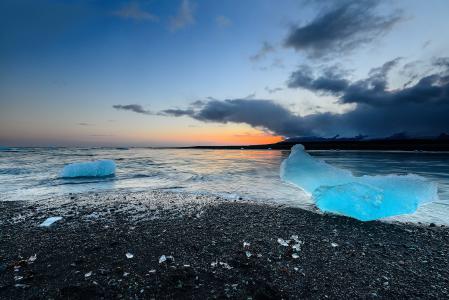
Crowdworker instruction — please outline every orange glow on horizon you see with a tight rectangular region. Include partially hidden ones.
[131,126,284,146]
[0,121,284,146]
[144,132,283,146]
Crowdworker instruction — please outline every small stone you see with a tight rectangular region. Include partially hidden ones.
[28,254,37,262]
[277,238,289,247]
[292,243,302,251]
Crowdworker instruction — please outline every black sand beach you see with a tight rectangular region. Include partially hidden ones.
[1,191,448,299]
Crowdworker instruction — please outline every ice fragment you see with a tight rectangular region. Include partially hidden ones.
[159,255,167,264]
[39,217,62,227]
[28,254,37,263]
[60,160,116,178]
[281,144,439,221]
[277,238,289,247]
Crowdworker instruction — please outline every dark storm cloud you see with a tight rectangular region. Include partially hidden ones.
[332,57,449,107]
[113,104,151,115]
[161,99,313,136]
[159,108,195,117]
[285,0,402,58]
[287,65,350,94]
[161,57,449,138]
[288,57,449,136]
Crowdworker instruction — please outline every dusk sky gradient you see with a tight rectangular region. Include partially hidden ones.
[1,0,449,146]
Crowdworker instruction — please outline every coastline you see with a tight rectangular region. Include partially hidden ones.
[1,191,448,299]
[179,139,449,151]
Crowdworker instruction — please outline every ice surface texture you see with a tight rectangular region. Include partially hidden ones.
[60,160,116,178]
[39,216,63,227]
[281,145,439,221]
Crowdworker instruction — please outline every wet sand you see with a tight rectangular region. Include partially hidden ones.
[1,191,448,299]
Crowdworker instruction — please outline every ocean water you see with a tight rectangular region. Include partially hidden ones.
[1,147,448,225]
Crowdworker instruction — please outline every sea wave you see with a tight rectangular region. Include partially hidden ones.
[0,168,27,175]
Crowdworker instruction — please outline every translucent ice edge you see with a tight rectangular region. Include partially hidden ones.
[60,159,116,178]
[39,216,63,227]
[280,144,439,221]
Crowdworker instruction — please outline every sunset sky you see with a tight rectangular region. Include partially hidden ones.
[1,0,449,146]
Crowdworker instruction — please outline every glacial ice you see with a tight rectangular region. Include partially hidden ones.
[281,144,439,221]
[60,160,116,178]
[39,216,63,227]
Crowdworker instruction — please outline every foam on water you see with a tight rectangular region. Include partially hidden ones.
[1,147,448,225]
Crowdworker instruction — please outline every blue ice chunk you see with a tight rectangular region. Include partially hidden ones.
[313,182,422,221]
[39,216,63,227]
[281,144,439,221]
[280,144,353,193]
[60,160,116,178]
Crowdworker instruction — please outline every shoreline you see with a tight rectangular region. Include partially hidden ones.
[180,139,449,152]
[1,191,448,299]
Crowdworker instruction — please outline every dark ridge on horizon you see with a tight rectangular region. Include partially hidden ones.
[181,133,449,151]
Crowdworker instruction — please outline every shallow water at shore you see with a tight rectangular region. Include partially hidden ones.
[1,147,448,224]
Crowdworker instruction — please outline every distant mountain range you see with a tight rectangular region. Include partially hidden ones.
[186,133,449,151]
[284,132,449,142]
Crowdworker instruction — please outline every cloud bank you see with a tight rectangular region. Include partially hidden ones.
[160,58,449,138]
[160,99,312,137]
[285,0,402,58]
[288,64,350,94]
